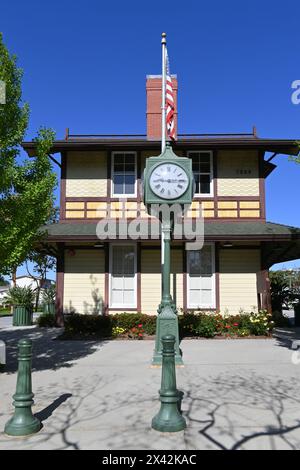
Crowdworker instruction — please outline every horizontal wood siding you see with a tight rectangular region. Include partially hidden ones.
[66,151,107,197]
[64,249,105,314]
[140,248,183,315]
[219,249,260,314]
[217,150,259,196]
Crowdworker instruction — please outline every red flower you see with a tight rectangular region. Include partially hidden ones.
[132,327,137,332]
[138,333,143,337]
[233,323,239,327]
[225,325,231,329]
[138,324,143,328]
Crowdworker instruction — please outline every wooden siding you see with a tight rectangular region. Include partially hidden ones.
[63,249,105,314]
[66,151,107,197]
[140,248,183,315]
[64,198,261,219]
[219,249,260,314]
[62,148,262,220]
[217,150,259,196]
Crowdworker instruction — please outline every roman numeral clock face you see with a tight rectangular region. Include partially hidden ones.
[149,163,189,200]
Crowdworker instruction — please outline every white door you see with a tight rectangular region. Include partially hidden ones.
[187,244,215,309]
[110,245,136,308]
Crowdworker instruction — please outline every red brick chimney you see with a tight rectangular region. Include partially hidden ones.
[146,75,178,140]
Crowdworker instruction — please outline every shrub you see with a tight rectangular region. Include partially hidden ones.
[112,326,126,337]
[236,327,251,337]
[179,310,273,338]
[247,310,273,336]
[194,314,217,338]
[6,286,35,309]
[270,271,293,312]
[37,313,57,328]
[38,310,274,339]
[128,324,144,339]
[179,313,201,337]
[64,314,112,338]
[42,285,56,304]
[180,312,217,338]
[272,310,290,327]
[112,313,156,335]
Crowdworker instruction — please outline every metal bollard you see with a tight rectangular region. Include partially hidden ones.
[151,335,186,432]
[5,339,41,436]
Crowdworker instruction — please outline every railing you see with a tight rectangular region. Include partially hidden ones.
[65,127,258,140]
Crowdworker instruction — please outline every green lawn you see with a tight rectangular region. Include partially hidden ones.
[0,308,12,317]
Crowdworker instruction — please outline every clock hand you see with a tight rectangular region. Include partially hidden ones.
[153,178,187,183]
[167,179,187,183]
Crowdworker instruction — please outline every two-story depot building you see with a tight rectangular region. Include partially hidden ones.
[23,76,300,323]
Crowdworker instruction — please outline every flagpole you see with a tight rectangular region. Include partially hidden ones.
[161,32,166,153]
[161,32,166,265]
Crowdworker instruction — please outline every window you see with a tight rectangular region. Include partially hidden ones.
[109,244,136,308]
[112,152,136,197]
[188,151,213,196]
[187,244,215,308]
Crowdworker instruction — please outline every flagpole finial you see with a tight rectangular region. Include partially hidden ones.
[161,32,166,44]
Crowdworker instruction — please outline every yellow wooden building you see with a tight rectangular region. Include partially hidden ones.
[23,76,300,323]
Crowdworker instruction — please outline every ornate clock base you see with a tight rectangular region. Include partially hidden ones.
[152,304,184,366]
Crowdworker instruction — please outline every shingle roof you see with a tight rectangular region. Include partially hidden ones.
[23,137,300,156]
[39,221,300,241]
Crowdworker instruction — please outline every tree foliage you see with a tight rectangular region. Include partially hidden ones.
[269,271,290,312]
[0,33,57,274]
[25,250,56,310]
[289,141,300,164]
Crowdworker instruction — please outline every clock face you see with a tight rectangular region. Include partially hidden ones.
[149,163,189,200]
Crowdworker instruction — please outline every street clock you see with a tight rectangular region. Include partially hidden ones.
[143,143,194,208]
[143,142,194,367]
[149,162,189,200]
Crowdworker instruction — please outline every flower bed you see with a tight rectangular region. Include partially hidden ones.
[37,309,281,340]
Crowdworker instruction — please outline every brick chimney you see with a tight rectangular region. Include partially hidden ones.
[146,75,178,140]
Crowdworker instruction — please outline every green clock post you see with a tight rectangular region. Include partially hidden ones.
[143,142,194,365]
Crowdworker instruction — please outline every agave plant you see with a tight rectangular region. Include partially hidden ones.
[42,284,56,304]
[6,286,35,309]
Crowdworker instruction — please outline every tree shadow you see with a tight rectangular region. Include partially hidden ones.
[1,341,300,450]
[0,327,108,374]
[273,327,300,350]
[182,371,300,450]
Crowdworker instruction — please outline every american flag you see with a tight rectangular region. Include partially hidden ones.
[165,48,176,141]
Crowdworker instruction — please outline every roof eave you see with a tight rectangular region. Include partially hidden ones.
[22,138,300,156]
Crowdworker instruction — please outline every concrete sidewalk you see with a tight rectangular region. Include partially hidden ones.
[0,326,300,450]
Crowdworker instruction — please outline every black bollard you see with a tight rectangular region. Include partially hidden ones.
[151,335,186,432]
[5,339,41,436]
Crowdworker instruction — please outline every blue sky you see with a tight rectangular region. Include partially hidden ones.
[1,0,300,278]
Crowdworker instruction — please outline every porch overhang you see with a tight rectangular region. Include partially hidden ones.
[37,221,300,269]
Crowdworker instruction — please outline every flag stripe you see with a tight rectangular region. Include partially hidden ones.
[165,48,176,141]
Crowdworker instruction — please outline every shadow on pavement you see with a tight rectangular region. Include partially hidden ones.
[35,393,73,423]
[0,327,108,374]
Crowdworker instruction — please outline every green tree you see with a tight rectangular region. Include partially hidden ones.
[269,270,293,312]
[0,275,9,286]
[0,33,57,275]
[289,141,300,164]
[25,250,56,311]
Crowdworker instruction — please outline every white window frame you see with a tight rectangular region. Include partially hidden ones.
[186,243,216,309]
[188,150,214,197]
[111,151,137,198]
[109,243,137,309]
